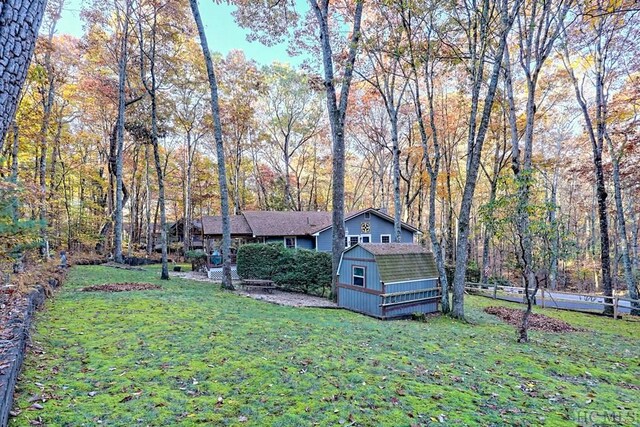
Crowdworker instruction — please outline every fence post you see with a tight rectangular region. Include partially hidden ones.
[541,288,545,308]
[493,282,497,299]
[613,296,619,320]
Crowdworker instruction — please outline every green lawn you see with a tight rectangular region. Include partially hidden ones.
[10,266,640,426]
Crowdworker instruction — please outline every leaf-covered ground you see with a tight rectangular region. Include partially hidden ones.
[10,266,640,426]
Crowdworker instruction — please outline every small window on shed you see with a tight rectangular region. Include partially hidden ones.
[381,234,391,244]
[352,266,366,287]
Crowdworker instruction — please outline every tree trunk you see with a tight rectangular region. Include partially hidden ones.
[145,143,153,255]
[114,1,130,264]
[0,0,47,143]
[562,31,614,315]
[606,134,638,314]
[310,0,363,300]
[391,118,402,242]
[451,0,515,319]
[190,0,233,289]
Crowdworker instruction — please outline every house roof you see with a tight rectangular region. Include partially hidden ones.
[201,215,253,236]
[201,208,421,238]
[356,243,438,283]
[242,210,332,237]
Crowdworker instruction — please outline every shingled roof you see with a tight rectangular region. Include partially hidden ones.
[358,243,438,283]
[242,211,332,237]
[201,208,420,238]
[201,215,253,236]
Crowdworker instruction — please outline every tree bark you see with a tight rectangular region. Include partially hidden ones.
[562,25,614,315]
[114,0,130,264]
[310,0,363,300]
[605,133,638,314]
[451,0,517,319]
[0,0,47,143]
[190,0,233,289]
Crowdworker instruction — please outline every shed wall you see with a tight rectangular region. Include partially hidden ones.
[385,278,438,293]
[337,287,383,317]
[338,248,381,291]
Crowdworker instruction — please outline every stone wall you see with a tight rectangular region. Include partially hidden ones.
[0,276,62,427]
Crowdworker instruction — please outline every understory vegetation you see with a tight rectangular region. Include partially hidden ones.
[237,243,332,297]
[10,266,639,426]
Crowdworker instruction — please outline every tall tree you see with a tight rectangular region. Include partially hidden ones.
[400,0,452,313]
[502,0,571,341]
[113,0,132,263]
[449,0,520,319]
[358,3,410,242]
[34,0,65,259]
[189,0,233,289]
[560,1,638,315]
[136,0,170,279]
[309,0,364,298]
[262,64,323,210]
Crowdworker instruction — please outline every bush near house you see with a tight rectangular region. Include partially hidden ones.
[237,243,332,297]
[185,249,207,272]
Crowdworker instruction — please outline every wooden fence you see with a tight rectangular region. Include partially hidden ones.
[464,282,640,319]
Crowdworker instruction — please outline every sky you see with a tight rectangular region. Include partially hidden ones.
[55,0,303,66]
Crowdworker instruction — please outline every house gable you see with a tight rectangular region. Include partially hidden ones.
[314,209,417,252]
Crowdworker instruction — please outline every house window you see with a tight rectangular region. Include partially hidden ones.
[381,234,391,244]
[284,237,296,249]
[349,236,359,247]
[360,235,371,244]
[364,212,371,220]
[352,266,366,287]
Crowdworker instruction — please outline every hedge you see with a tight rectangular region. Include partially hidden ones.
[237,243,332,297]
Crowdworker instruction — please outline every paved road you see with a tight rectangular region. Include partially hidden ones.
[471,288,634,314]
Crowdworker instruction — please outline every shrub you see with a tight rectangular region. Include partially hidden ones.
[185,249,207,272]
[445,263,482,284]
[237,243,332,297]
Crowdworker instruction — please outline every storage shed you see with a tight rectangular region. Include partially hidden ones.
[337,243,440,319]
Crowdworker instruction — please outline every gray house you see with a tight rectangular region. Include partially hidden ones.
[201,208,420,252]
[337,243,440,319]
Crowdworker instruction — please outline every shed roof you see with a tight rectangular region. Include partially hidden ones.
[356,243,438,283]
[201,215,253,236]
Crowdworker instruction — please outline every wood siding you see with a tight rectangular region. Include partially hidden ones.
[338,246,439,319]
[316,212,415,252]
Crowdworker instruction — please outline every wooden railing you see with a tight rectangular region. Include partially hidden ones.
[464,282,639,319]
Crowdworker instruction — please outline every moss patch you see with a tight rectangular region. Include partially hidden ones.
[9,265,640,426]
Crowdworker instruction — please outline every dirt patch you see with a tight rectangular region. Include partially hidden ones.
[80,283,161,292]
[484,306,583,333]
[237,289,338,308]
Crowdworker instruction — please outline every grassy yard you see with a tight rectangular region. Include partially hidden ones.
[10,266,640,426]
